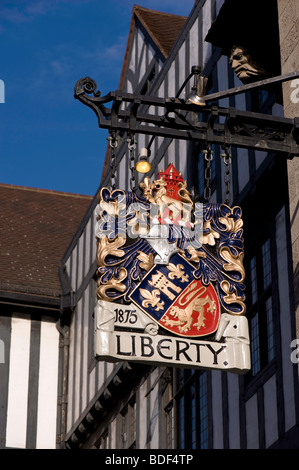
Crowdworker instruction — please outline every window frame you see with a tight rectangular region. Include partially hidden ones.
[244,231,280,386]
[119,395,137,449]
[174,369,211,449]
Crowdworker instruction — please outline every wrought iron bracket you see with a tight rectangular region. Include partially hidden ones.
[74,74,299,158]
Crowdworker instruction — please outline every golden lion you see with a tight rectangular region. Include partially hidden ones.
[163,294,216,333]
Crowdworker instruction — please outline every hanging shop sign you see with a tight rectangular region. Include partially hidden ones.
[94,163,250,373]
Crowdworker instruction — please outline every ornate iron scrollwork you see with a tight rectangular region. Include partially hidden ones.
[74,74,299,157]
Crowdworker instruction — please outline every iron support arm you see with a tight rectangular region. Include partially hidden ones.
[74,75,299,158]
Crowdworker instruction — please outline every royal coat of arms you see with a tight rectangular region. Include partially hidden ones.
[94,163,250,373]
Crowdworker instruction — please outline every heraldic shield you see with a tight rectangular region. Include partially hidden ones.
[94,163,250,372]
[129,253,220,337]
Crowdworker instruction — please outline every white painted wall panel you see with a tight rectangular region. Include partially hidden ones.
[272,103,284,117]
[255,150,267,170]
[126,78,133,94]
[178,44,186,99]
[138,134,146,154]
[74,299,83,421]
[202,0,212,67]
[167,64,176,99]
[138,379,148,449]
[119,151,126,189]
[217,55,229,106]
[210,190,217,204]
[81,291,89,414]
[88,365,96,404]
[71,247,77,291]
[77,233,84,288]
[166,140,175,166]
[106,361,114,378]
[110,419,116,449]
[5,315,31,448]
[189,21,199,74]
[147,43,155,66]
[263,375,278,448]
[179,139,187,179]
[137,30,146,82]
[216,0,225,15]
[245,394,259,448]
[0,339,4,364]
[65,257,71,282]
[84,220,91,278]
[36,320,59,449]
[237,148,250,193]
[67,311,75,431]
[97,360,105,391]
[91,208,97,263]
[148,369,160,449]
[127,32,136,94]
[234,73,246,110]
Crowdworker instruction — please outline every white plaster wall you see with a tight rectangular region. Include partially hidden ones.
[263,375,278,447]
[245,394,259,449]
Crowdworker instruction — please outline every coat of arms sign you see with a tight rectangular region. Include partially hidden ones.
[94,163,250,373]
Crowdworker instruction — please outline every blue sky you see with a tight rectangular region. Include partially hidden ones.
[0,0,195,196]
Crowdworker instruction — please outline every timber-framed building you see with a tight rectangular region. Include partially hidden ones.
[1,0,298,450]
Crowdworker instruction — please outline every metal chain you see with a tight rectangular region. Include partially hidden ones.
[221,145,232,205]
[107,133,118,191]
[127,134,137,192]
[203,144,213,202]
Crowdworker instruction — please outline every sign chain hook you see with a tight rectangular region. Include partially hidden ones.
[127,134,137,192]
[221,144,232,205]
[107,132,118,191]
[203,143,213,202]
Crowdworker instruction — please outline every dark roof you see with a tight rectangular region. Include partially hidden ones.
[0,184,92,302]
[134,5,187,58]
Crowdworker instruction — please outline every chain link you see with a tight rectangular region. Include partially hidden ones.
[203,144,213,202]
[107,133,118,191]
[221,145,232,205]
[127,134,137,192]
